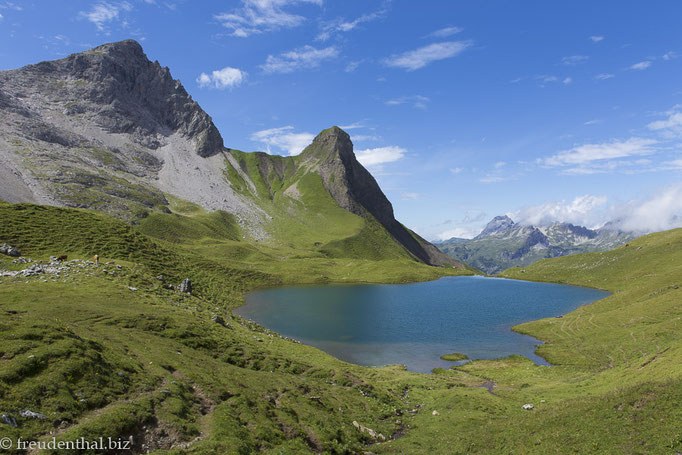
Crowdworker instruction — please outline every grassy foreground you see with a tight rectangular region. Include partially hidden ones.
[0,201,681,454]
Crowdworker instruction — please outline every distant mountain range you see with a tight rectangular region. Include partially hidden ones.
[435,215,637,274]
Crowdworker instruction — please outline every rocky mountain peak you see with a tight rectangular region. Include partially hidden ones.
[476,215,515,239]
[303,126,354,162]
[299,126,461,267]
[2,39,223,157]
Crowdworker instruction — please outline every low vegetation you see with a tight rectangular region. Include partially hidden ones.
[0,201,680,454]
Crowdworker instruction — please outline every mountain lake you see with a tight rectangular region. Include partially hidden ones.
[235,276,609,373]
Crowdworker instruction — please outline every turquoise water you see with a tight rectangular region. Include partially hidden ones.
[235,276,609,373]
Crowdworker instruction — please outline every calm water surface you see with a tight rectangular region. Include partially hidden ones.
[236,276,609,373]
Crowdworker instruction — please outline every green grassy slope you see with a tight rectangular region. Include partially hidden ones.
[1,203,680,454]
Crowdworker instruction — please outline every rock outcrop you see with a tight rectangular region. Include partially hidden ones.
[299,127,463,267]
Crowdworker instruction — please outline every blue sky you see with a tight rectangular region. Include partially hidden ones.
[1,1,682,239]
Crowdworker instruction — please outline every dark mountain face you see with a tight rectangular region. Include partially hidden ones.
[436,215,636,274]
[299,127,463,268]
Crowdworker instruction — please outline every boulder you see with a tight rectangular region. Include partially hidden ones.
[178,278,192,294]
[0,244,20,257]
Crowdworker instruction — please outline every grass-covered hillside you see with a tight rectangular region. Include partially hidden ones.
[1,201,681,454]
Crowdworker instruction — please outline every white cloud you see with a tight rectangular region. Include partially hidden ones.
[261,45,339,74]
[589,35,604,42]
[316,9,386,41]
[338,122,365,130]
[401,192,419,200]
[355,146,406,166]
[542,137,658,167]
[385,95,430,110]
[513,195,608,228]
[215,0,321,37]
[427,26,463,38]
[630,60,652,70]
[508,185,682,233]
[662,51,677,61]
[449,167,463,175]
[384,41,472,71]
[584,119,601,125]
[250,126,314,156]
[647,107,682,138]
[594,73,615,80]
[563,77,572,85]
[493,161,506,169]
[344,60,362,72]
[79,1,132,31]
[0,13,3,20]
[618,183,682,232]
[562,55,589,66]
[196,66,246,89]
[0,2,23,11]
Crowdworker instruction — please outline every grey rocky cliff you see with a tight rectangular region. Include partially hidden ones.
[3,40,223,156]
[0,40,265,236]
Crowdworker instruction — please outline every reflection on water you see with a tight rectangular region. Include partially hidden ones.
[235,276,609,373]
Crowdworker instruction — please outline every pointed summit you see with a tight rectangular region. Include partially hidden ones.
[301,126,354,162]
[300,126,462,267]
[476,215,515,239]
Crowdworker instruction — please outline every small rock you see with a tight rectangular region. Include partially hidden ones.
[522,404,534,410]
[2,413,17,427]
[212,315,227,327]
[432,410,439,416]
[128,287,138,291]
[20,410,47,420]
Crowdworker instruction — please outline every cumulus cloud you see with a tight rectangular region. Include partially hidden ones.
[589,35,604,42]
[630,60,652,70]
[215,0,321,37]
[511,185,682,233]
[647,106,682,138]
[384,41,472,71]
[542,137,658,168]
[618,183,682,232]
[79,1,132,31]
[196,67,246,89]
[355,146,406,167]
[250,126,314,156]
[261,45,339,74]
[513,195,608,227]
